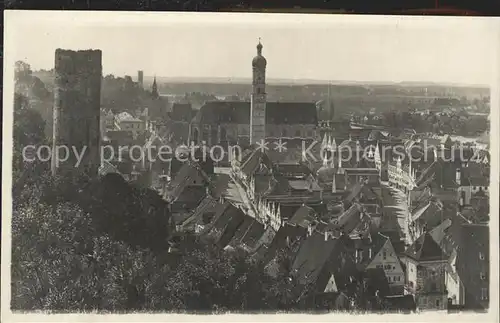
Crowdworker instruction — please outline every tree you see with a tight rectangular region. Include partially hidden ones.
[86,174,173,252]
[11,197,170,312]
[13,93,46,147]
[12,92,48,198]
[11,183,298,312]
[15,61,32,82]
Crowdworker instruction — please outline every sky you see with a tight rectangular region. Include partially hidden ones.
[5,11,500,86]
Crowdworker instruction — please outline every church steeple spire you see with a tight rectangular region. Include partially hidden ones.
[257,37,263,55]
[152,75,159,99]
[250,38,267,145]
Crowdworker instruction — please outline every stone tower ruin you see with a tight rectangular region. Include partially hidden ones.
[52,49,102,177]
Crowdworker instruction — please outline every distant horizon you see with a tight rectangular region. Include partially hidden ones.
[30,69,489,89]
[7,12,497,88]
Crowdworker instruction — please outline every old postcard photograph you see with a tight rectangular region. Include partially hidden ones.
[2,10,499,322]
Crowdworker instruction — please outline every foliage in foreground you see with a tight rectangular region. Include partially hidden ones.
[11,174,305,312]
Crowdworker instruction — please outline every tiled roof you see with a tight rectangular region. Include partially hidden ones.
[217,208,247,248]
[259,222,307,264]
[291,233,343,287]
[170,103,193,122]
[274,163,312,178]
[253,175,273,195]
[357,232,391,271]
[379,208,404,237]
[166,122,190,144]
[428,218,453,255]
[116,111,141,122]
[205,202,246,247]
[174,186,207,205]
[240,149,274,177]
[193,101,318,125]
[167,162,209,202]
[411,200,443,223]
[421,137,441,148]
[368,130,387,141]
[106,130,134,143]
[404,232,447,262]
[279,204,302,220]
[289,205,317,228]
[226,217,256,249]
[210,174,231,198]
[240,221,266,249]
[288,179,322,191]
[144,133,166,149]
[99,160,121,177]
[344,183,364,203]
[326,203,363,236]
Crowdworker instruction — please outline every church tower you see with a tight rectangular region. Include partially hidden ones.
[152,76,159,99]
[250,39,267,144]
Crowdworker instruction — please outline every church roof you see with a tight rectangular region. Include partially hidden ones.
[252,41,267,68]
[170,103,193,122]
[193,101,318,125]
[252,55,267,68]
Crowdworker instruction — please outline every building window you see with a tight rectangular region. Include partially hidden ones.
[431,282,437,291]
[295,129,301,137]
[383,251,387,260]
[481,288,488,300]
[436,299,440,307]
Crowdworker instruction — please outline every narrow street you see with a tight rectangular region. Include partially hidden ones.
[380,181,411,246]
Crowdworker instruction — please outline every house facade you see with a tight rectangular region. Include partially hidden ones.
[403,233,448,311]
